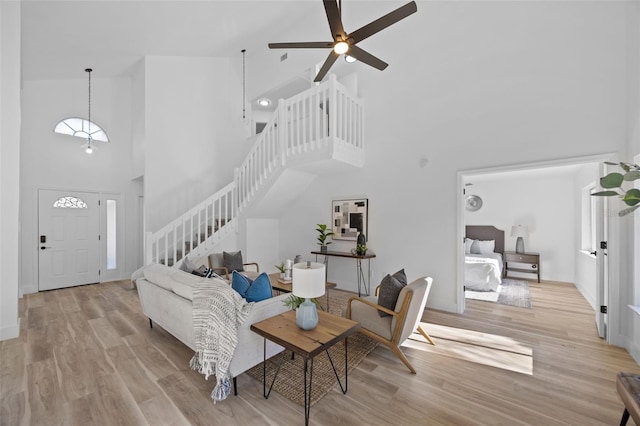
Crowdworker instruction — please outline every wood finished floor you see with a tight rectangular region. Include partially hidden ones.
[1,279,638,425]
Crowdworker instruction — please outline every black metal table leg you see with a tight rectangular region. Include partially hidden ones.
[262,339,286,399]
[325,337,349,394]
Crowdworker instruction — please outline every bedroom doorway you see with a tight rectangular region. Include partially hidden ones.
[457,154,615,343]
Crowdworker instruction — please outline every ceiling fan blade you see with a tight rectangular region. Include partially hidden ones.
[268,42,334,49]
[348,1,417,45]
[324,0,346,40]
[314,50,339,82]
[348,45,388,71]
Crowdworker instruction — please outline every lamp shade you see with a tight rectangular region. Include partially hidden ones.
[292,262,325,298]
[511,225,529,238]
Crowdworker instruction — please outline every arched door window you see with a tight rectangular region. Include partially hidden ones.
[53,118,109,142]
[52,196,88,209]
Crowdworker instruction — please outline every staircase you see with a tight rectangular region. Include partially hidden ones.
[145,74,364,267]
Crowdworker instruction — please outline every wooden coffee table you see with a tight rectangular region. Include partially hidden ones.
[268,273,337,311]
[250,310,360,426]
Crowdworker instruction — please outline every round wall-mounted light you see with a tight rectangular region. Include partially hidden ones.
[257,98,271,107]
[345,55,357,63]
[333,41,349,55]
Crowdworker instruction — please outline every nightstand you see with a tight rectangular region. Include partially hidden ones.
[504,251,540,283]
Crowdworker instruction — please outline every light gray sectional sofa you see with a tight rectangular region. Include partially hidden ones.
[132,263,289,394]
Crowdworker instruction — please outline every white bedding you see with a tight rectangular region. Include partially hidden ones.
[464,253,503,292]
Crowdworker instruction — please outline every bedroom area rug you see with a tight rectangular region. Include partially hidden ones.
[465,278,532,308]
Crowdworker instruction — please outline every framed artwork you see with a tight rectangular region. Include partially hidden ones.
[332,199,368,241]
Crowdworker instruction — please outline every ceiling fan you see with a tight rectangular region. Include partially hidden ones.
[268,0,417,82]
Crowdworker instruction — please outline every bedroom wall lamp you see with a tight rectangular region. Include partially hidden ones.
[511,225,529,254]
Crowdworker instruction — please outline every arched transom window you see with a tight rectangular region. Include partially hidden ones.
[53,196,88,209]
[53,117,109,142]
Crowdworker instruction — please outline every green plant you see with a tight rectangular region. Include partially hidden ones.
[592,162,640,216]
[283,294,320,310]
[274,262,286,273]
[356,244,367,255]
[316,223,334,247]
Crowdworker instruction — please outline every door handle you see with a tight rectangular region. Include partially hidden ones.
[40,246,52,250]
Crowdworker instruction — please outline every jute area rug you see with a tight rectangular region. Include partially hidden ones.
[465,278,532,308]
[246,290,377,407]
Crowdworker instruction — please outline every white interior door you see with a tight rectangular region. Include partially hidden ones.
[38,189,100,291]
[595,164,609,339]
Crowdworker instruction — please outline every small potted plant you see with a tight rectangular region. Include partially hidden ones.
[356,243,367,256]
[316,224,334,253]
[274,262,286,279]
[283,294,320,310]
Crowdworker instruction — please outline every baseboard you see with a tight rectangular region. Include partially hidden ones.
[20,285,38,296]
[0,319,20,341]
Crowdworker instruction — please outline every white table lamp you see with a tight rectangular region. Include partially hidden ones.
[292,262,326,330]
[511,225,529,254]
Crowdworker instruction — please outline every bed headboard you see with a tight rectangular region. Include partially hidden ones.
[465,225,505,254]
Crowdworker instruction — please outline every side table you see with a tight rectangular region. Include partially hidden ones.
[504,251,540,283]
[250,310,360,425]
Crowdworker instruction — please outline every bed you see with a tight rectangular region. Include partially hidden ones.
[464,225,505,292]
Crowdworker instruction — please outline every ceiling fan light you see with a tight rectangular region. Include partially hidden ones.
[333,41,349,55]
[345,55,357,63]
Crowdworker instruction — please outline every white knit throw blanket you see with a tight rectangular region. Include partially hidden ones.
[189,279,253,403]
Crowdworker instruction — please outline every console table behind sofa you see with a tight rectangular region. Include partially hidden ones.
[311,250,376,297]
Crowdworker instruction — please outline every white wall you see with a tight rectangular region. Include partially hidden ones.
[463,171,578,283]
[143,56,251,233]
[625,2,640,362]
[270,1,629,311]
[19,76,141,293]
[0,0,22,340]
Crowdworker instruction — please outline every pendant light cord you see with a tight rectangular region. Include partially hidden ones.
[85,68,92,142]
[241,49,246,119]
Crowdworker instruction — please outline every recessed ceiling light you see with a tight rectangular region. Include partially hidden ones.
[345,55,357,63]
[257,98,271,107]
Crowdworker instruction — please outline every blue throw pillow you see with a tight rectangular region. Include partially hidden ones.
[231,271,272,303]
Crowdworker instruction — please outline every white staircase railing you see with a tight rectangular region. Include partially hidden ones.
[146,74,364,266]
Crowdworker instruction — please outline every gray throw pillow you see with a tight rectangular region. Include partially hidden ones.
[223,251,244,273]
[392,268,407,286]
[470,240,481,254]
[179,257,196,273]
[377,274,406,317]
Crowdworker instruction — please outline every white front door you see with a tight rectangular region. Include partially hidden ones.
[38,189,100,291]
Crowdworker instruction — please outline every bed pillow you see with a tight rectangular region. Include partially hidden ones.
[231,271,272,302]
[377,272,406,317]
[464,238,474,254]
[470,239,481,254]
[223,250,244,272]
[477,239,495,254]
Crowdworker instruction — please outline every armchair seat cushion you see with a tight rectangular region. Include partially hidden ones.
[348,296,393,340]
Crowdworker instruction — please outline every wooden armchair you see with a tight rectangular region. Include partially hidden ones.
[208,252,260,280]
[346,277,434,374]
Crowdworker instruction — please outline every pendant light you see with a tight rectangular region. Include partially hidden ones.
[80,68,95,155]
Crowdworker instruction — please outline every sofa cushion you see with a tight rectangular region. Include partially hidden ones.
[224,251,244,273]
[232,271,272,303]
[143,264,176,291]
[169,269,209,300]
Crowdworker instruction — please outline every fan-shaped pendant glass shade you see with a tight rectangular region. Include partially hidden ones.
[54,118,109,143]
